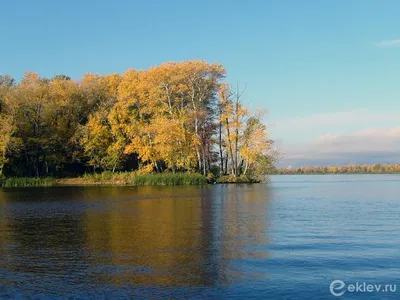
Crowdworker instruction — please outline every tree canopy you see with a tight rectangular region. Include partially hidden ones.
[0,61,275,179]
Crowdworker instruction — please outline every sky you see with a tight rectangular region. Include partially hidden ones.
[2,0,400,167]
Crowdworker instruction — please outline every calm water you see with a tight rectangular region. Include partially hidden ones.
[0,175,399,299]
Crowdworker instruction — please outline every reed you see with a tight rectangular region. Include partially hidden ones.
[0,177,56,187]
[131,172,207,186]
[55,172,207,186]
[215,175,262,183]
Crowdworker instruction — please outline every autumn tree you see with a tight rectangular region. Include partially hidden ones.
[111,61,225,174]
[0,60,276,179]
[80,73,124,172]
[0,76,15,176]
[218,84,274,179]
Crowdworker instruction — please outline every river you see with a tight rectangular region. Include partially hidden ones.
[0,175,399,299]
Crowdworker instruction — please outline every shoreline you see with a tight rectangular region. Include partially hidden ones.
[0,173,262,188]
[1,172,398,188]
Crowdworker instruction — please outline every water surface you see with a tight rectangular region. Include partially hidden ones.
[0,175,399,299]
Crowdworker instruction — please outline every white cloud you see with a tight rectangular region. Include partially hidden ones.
[313,127,400,152]
[374,39,400,47]
[278,127,400,167]
[271,110,400,166]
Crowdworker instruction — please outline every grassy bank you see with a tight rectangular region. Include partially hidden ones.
[57,172,136,186]
[0,177,56,187]
[131,173,207,185]
[0,172,266,188]
[215,175,263,183]
[57,172,208,186]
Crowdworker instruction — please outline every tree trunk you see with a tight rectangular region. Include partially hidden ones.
[244,160,249,175]
[234,96,239,177]
[225,118,235,176]
[218,120,224,175]
[202,145,206,175]
[34,153,40,178]
[224,153,229,175]
[155,161,160,173]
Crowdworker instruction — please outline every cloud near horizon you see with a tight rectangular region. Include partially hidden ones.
[270,110,400,143]
[374,39,400,47]
[271,110,400,167]
[278,127,400,167]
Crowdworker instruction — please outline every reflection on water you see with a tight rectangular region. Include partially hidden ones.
[0,185,271,297]
[1,176,399,299]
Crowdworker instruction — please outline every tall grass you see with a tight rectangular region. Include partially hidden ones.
[1,172,261,188]
[57,171,207,186]
[80,171,135,185]
[0,177,56,187]
[215,175,262,183]
[131,173,207,186]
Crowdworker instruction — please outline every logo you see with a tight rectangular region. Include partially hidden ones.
[330,280,346,297]
[329,280,396,297]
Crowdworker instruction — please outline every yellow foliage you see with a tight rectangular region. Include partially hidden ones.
[0,60,273,177]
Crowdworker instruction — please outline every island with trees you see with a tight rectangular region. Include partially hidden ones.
[0,60,276,187]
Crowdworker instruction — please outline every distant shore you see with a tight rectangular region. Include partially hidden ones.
[273,172,400,175]
[273,164,400,175]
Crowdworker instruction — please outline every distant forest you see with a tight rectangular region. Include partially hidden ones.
[274,164,400,174]
[0,60,276,178]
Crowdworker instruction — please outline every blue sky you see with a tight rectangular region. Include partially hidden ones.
[2,0,400,166]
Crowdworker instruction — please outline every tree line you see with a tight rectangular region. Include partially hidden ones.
[274,164,400,174]
[0,61,275,178]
